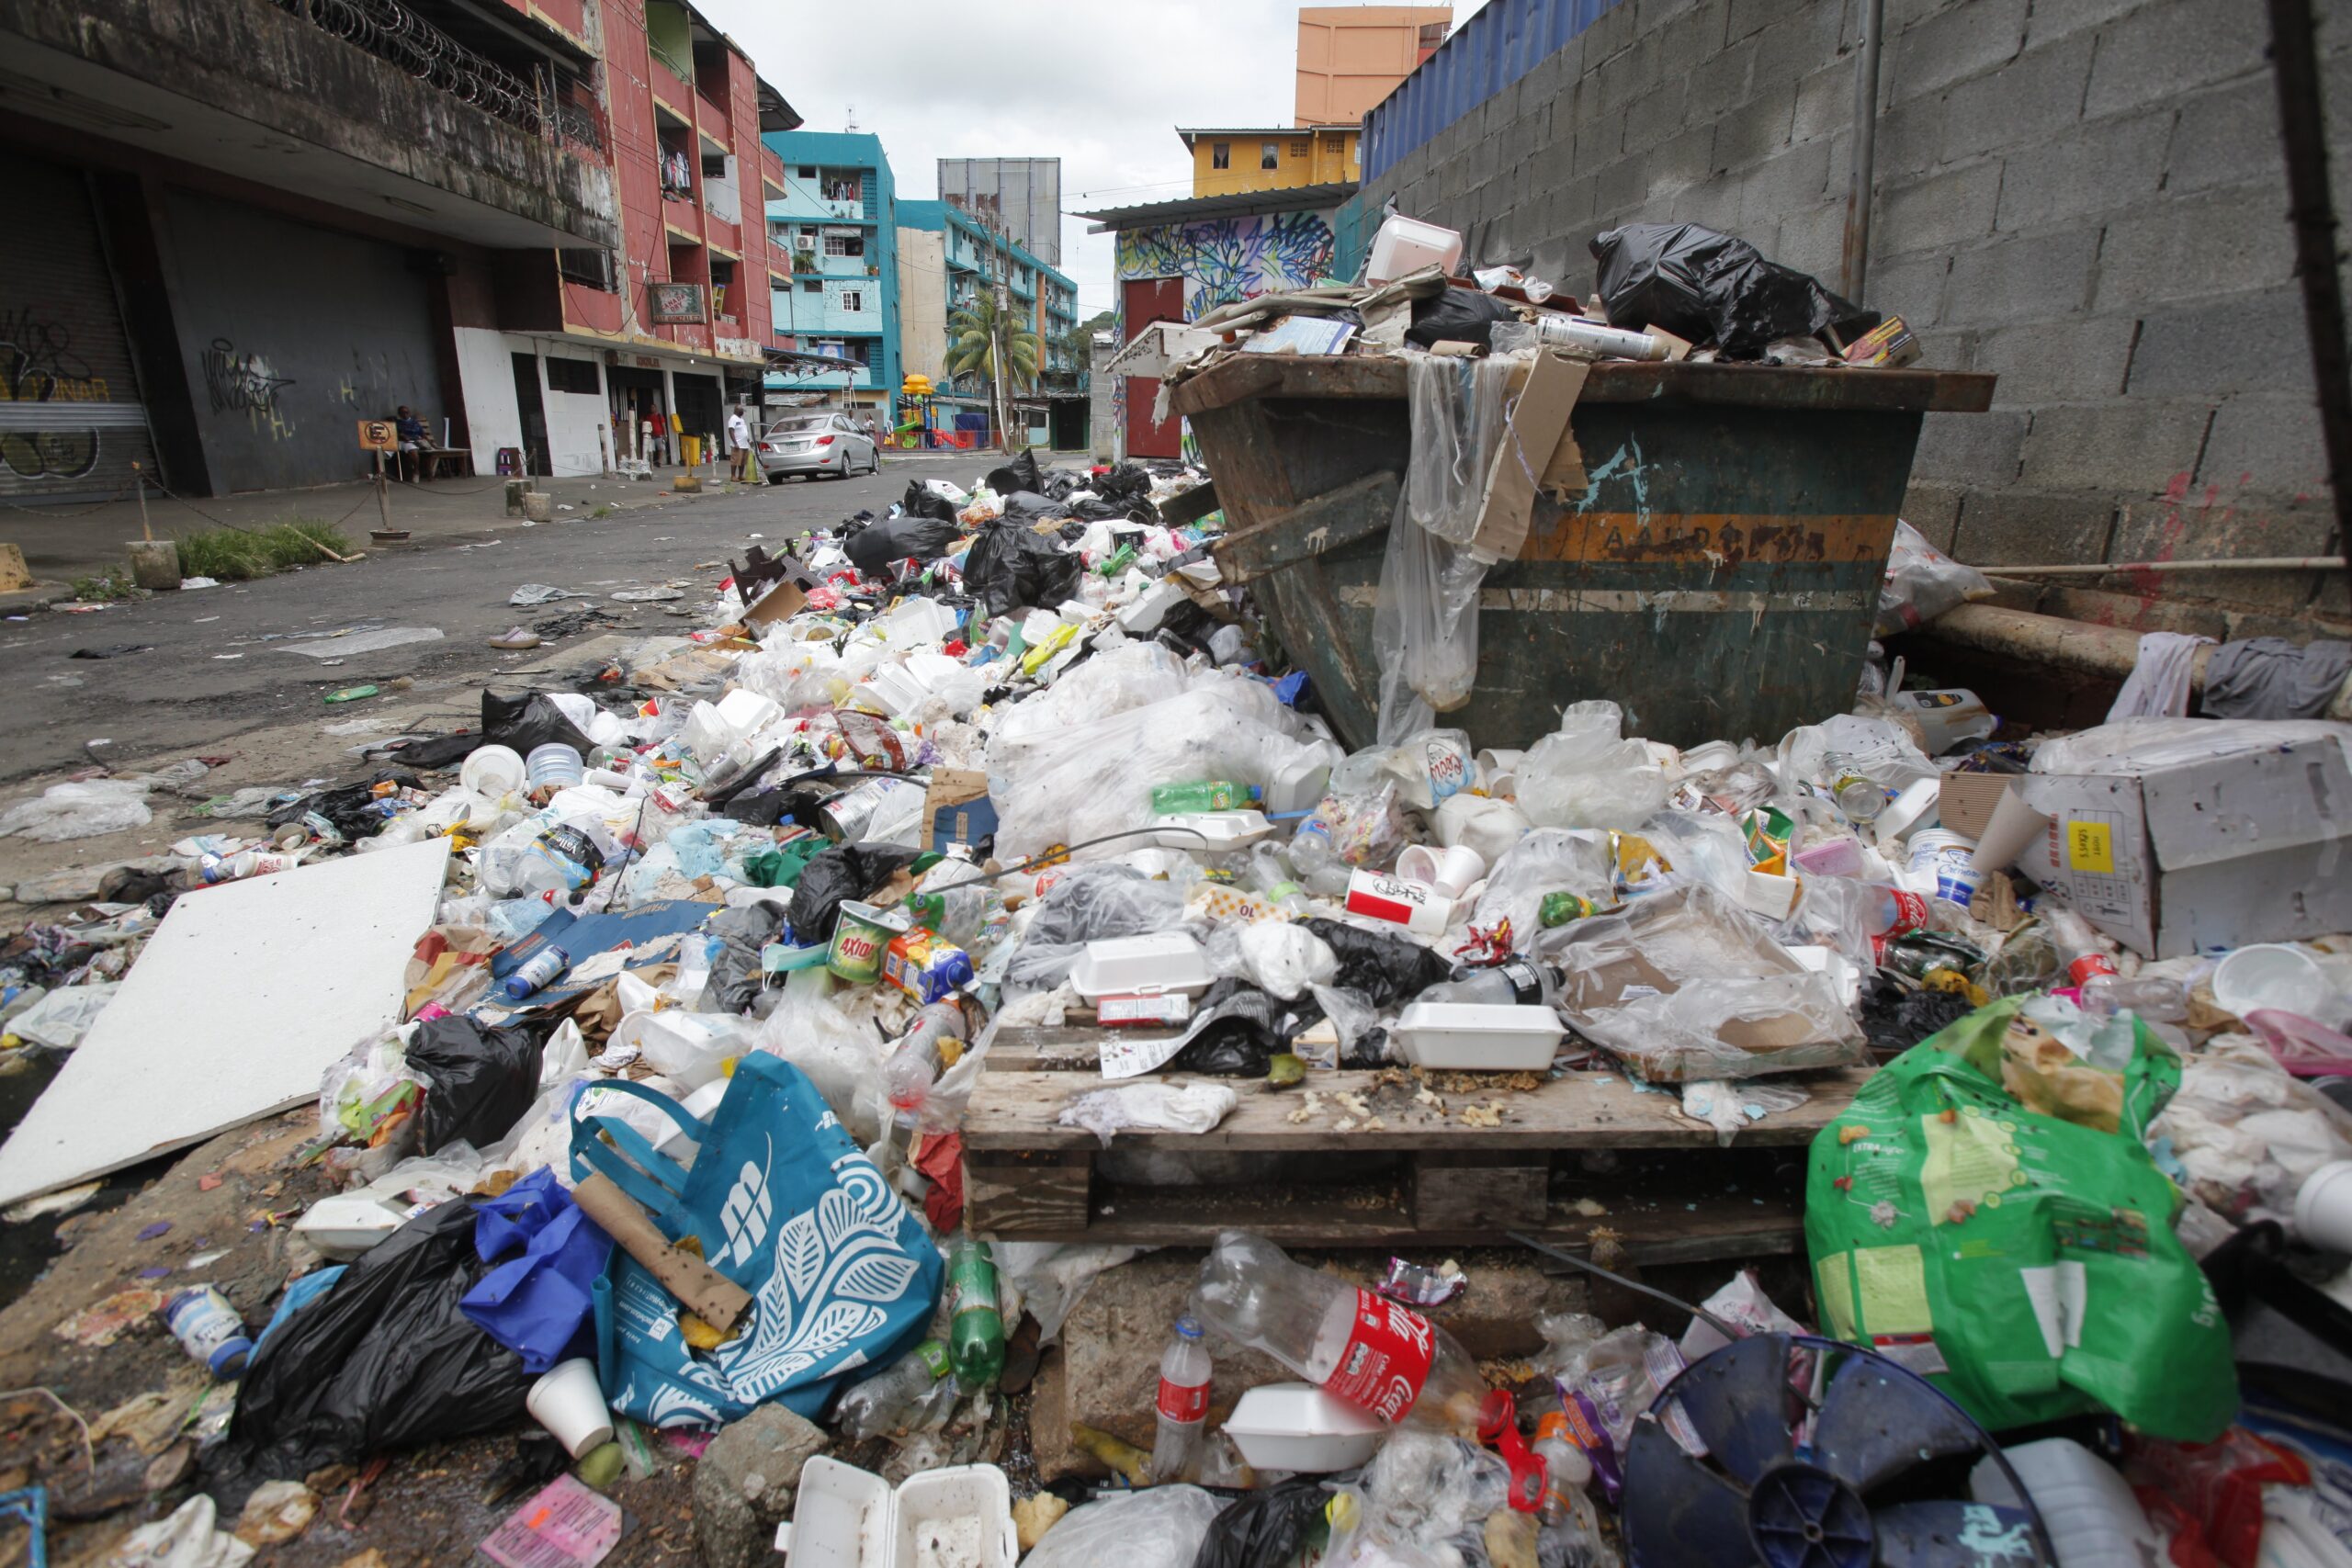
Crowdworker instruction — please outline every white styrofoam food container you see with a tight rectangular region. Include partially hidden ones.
[774,1458,1015,1567]
[1365,214,1464,285]
[1389,1002,1565,1070]
[292,1192,413,1258]
[1151,810,1275,851]
[1069,933,1215,1001]
[1223,1382,1389,1472]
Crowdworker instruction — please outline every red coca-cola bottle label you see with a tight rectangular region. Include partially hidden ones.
[1155,1378,1209,1424]
[1884,890,1929,934]
[2066,953,2119,986]
[1320,1289,1438,1423]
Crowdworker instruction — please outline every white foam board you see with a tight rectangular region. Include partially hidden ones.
[0,839,449,1205]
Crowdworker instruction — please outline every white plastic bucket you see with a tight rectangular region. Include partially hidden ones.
[524,743,583,791]
[461,744,527,797]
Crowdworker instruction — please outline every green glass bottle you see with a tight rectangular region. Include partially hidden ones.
[946,1236,1006,1387]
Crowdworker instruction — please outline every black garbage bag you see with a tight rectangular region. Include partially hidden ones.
[985,447,1045,495]
[1193,1476,1333,1568]
[379,691,598,771]
[1167,980,1292,1076]
[407,1015,547,1155]
[266,767,423,841]
[786,841,924,945]
[900,479,958,522]
[964,520,1084,617]
[1406,286,1517,349]
[999,490,1060,521]
[707,901,787,1014]
[1591,221,1880,358]
[1303,918,1454,1008]
[847,513,965,577]
[220,1200,533,1482]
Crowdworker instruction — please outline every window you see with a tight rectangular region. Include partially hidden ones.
[557,248,615,291]
[1261,141,1279,170]
[823,232,865,258]
[839,289,864,313]
[545,357,600,395]
[797,165,816,178]
[799,278,822,293]
[1210,141,1229,170]
[1418,20,1446,46]
[1290,140,1310,158]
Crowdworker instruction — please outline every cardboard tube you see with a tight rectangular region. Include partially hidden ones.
[1970,785,2052,873]
[571,1171,752,1336]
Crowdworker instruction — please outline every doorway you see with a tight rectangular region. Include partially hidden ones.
[509,353,550,476]
[1121,276,1184,458]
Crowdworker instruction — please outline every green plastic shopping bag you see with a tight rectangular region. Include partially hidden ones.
[1805,996,2236,1440]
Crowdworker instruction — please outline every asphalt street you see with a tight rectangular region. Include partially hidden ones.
[0,464,909,785]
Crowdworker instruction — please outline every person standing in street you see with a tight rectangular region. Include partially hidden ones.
[728,402,754,483]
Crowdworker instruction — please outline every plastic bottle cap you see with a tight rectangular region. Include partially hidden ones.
[1174,1315,1203,1338]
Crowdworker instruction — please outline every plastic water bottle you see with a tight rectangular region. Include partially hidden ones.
[881,1001,967,1128]
[946,1237,1006,1387]
[2045,907,2120,987]
[2081,974,2187,1021]
[1188,1230,1486,1433]
[834,1339,953,1439]
[1286,821,1351,896]
[501,945,570,1001]
[1417,958,1562,1009]
[1152,780,1261,814]
[1149,1316,1213,1483]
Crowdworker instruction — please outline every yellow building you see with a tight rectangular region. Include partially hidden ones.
[1181,125,1359,198]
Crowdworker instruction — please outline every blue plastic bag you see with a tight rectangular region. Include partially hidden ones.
[460,1168,612,1374]
[569,1054,943,1427]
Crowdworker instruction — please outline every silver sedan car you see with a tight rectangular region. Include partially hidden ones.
[756,412,878,482]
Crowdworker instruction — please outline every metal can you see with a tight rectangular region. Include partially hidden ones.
[827,900,909,985]
[820,777,918,842]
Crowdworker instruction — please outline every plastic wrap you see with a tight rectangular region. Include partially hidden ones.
[1515,715,1674,829]
[1057,1081,1238,1145]
[1237,921,1339,1001]
[6,981,117,1049]
[1544,884,1865,1079]
[2147,1035,2352,1236]
[1875,519,1994,635]
[987,640,1195,749]
[1336,1431,1510,1566]
[989,677,1339,862]
[2030,716,2352,775]
[0,778,152,842]
[752,970,889,1143]
[1472,829,1614,951]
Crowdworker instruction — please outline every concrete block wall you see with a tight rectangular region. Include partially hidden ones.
[1359,0,2352,638]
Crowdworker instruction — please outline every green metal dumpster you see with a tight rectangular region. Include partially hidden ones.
[1175,355,1997,751]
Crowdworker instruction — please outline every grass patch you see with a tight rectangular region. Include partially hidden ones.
[67,568,136,602]
[590,504,616,520]
[175,520,353,581]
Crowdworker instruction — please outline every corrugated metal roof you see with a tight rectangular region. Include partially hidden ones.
[1362,0,1629,183]
[1079,183,1359,231]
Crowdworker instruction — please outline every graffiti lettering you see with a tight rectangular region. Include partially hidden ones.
[202,337,295,417]
[0,308,107,481]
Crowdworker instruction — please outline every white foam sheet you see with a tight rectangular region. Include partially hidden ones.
[0,839,450,1206]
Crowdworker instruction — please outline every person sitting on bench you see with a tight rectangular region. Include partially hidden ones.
[394,406,429,482]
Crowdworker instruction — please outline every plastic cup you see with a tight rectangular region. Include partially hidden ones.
[525,744,585,791]
[526,1358,614,1458]
[2212,944,2335,1022]
[461,744,527,797]
[1398,842,1487,899]
[2295,1161,2352,1252]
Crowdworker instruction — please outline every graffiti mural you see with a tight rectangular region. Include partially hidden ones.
[0,308,110,482]
[1114,209,1338,320]
[201,337,298,442]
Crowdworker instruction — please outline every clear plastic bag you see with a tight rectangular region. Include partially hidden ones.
[1237,921,1339,1000]
[1516,734,1673,831]
[2148,1035,2352,1235]
[5,982,117,1049]
[752,969,889,1142]
[1057,1081,1238,1145]
[1471,829,1614,951]
[1404,351,1514,547]
[1875,519,1993,636]
[1373,483,1488,742]
[1022,1484,1226,1568]
[0,778,152,842]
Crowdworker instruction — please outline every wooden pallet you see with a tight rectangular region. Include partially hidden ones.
[961,1027,1865,1260]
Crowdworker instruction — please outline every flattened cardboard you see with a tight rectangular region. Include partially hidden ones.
[1475,351,1589,558]
[743,579,809,627]
[926,768,998,853]
[1938,773,2014,840]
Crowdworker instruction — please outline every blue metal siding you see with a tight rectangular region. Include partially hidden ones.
[1362,0,1630,183]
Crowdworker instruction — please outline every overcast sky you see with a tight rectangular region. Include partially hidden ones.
[697,0,1489,317]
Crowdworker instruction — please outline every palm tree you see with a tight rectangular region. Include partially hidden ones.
[944,288,1040,453]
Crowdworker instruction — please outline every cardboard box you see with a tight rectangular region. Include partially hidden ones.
[1105,321,1221,379]
[1474,350,1589,558]
[741,579,808,628]
[924,768,997,854]
[1937,772,2015,840]
[2015,734,2352,957]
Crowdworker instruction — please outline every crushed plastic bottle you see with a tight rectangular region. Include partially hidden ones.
[833,1339,953,1439]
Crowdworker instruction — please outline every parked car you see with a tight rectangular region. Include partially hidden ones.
[756,412,878,482]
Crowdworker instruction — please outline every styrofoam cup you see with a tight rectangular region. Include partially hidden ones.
[460,744,526,797]
[2212,944,2335,1022]
[2294,1160,2352,1252]
[526,1358,613,1458]
[1396,841,1485,898]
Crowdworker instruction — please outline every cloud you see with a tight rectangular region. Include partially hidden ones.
[695,0,1484,314]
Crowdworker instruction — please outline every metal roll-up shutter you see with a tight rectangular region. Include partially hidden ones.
[0,156,156,501]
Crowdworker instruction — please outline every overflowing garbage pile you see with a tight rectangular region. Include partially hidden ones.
[3,279,2352,1568]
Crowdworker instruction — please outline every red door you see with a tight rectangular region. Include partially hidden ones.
[1123,276,1185,458]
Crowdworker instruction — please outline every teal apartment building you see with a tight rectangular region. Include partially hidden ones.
[897,198,1085,450]
[760,130,899,421]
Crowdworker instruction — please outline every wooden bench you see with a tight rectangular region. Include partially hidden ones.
[959,1026,1866,1264]
[413,446,474,480]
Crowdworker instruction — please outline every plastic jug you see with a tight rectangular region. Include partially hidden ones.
[1968,1438,2154,1568]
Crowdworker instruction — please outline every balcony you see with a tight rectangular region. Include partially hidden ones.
[767,359,875,390]
[1,0,617,248]
[772,285,881,335]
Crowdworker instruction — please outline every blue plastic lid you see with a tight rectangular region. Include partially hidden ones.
[1174,1315,1202,1338]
